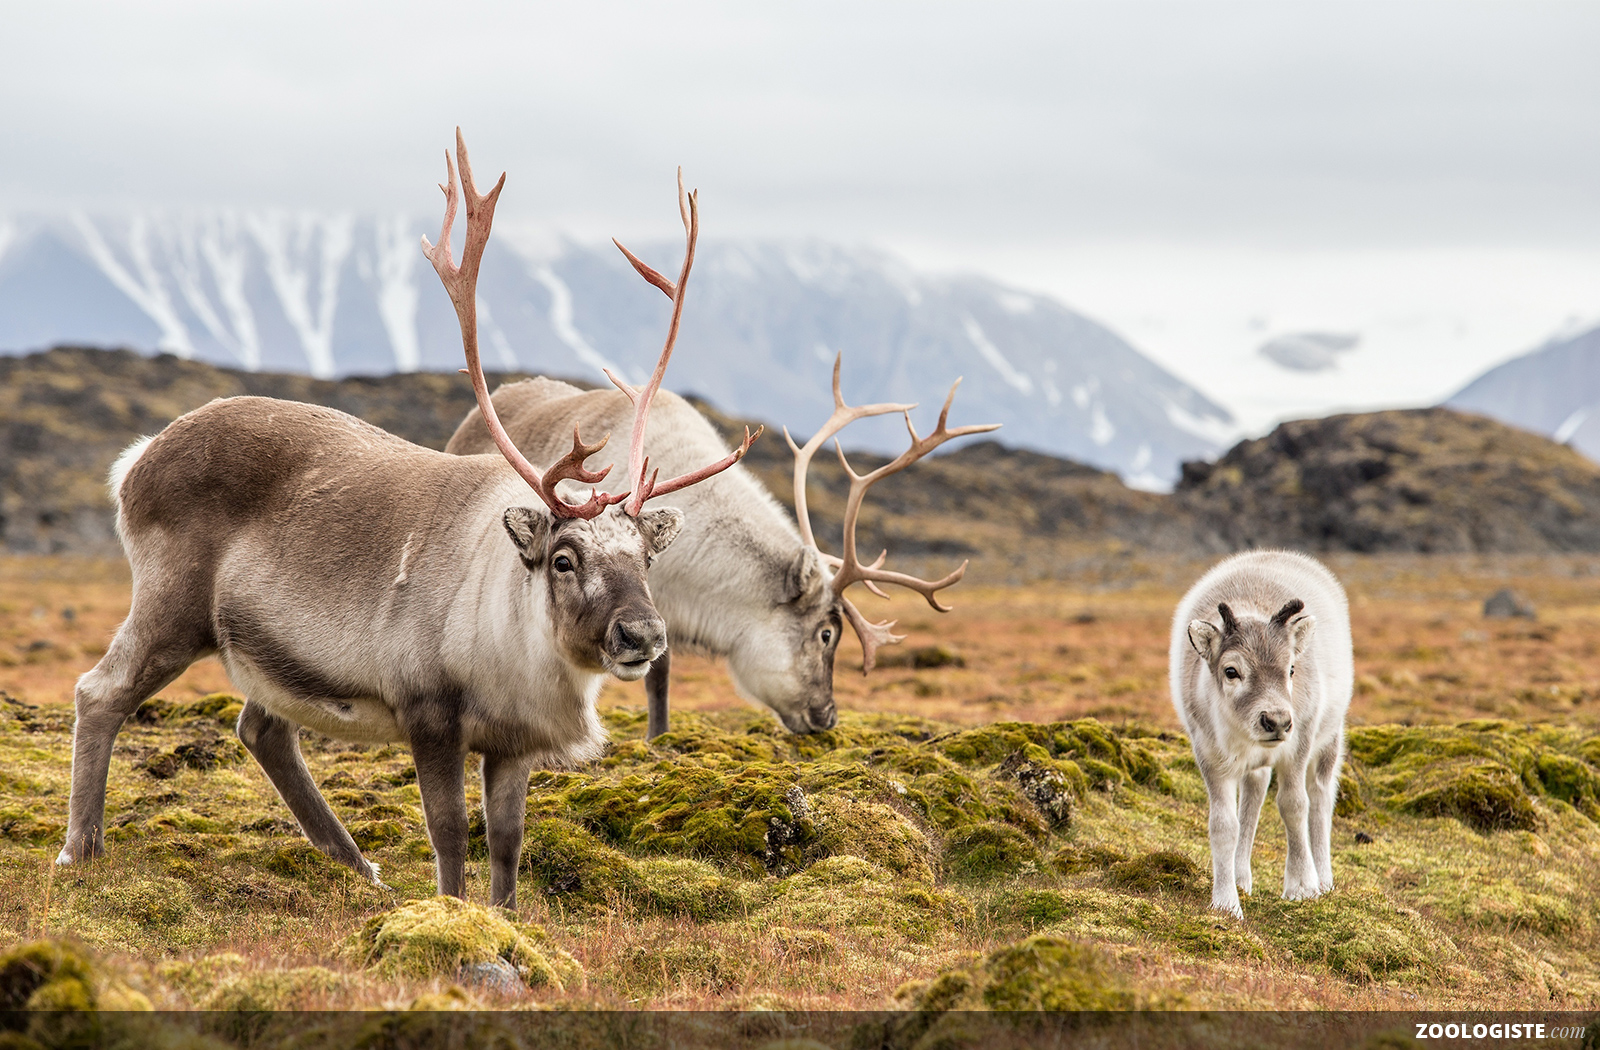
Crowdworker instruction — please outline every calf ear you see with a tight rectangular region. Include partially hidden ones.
[503,506,552,567]
[635,508,684,560]
[1288,615,1317,658]
[781,547,824,604]
[1188,619,1223,664]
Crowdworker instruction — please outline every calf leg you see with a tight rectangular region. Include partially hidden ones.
[412,730,469,898]
[482,752,538,908]
[1234,767,1271,895]
[236,700,382,884]
[1202,770,1244,918]
[645,650,670,740]
[59,600,208,865]
[1278,759,1320,899]
[1308,736,1343,892]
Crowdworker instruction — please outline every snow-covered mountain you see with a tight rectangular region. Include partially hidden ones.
[1445,324,1600,463]
[0,212,1233,486]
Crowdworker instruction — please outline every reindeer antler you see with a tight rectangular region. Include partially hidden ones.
[789,355,1000,671]
[608,168,761,517]
[423,129,627,519]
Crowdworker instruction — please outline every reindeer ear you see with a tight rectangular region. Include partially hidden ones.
[503,506,553,566]
[635,508,684,560]
[1288,614,1317,658]
[1188,619,1223,665]
[781,547,825,604]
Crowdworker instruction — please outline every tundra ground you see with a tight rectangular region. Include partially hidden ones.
[1,551,1598,1027]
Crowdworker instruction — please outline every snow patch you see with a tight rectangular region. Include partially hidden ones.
[246,212,353,378]
[1089,402,1115,446]
[476,296,519,371]
[0,218,16,268]
[534,265,622,381]
[1161,395,1238,445]
[997,291,1035,315]
[1554,406,1593,445]
[72,213,195,358]
[374,214,420,372]
[961,314,1033,396]
[196,213,262,370]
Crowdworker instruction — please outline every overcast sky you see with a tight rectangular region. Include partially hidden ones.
[3,1,1597,429]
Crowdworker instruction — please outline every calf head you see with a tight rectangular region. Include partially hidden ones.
[1188,599,1316,745]
[504,504,683,681]
[728,546,841,734]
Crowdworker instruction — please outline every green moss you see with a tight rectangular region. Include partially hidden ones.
[347,896,580,990]
[808,796,933,881]
[1400,763,1542,833]
[1348,723,1600,832]
[943,823,1041,881]
[987,888,1075,927]
[567,763,816,875]
[107,876,197,930]
[0,939,96,1010]
[0,806,64,845]
[349,819,407,850]
[1250,888,1449,982]
[1050,842,1129,874]
[199,966,346,1011]
[1106,850,1201,893]
[898,935,1142,1014]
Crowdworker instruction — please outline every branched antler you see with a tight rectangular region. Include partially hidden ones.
[608,168,761,517]
[423,129,627,519]
[789,355,1000,671]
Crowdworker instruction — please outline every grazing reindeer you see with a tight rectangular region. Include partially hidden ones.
[56,131,749,908]
[449,335,998,735]
[1169,549,1354,918]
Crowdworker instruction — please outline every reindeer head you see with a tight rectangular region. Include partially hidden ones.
[1187,599,1316,745]
[502,504,682,680]
[424,130,751,683]
[714,544,844,734]
[750,356,999,732]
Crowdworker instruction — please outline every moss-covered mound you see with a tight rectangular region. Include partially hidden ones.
[1349,722,1600,831]
[346,897,580,991]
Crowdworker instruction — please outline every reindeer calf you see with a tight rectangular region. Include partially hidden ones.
[1168,549,1353,918]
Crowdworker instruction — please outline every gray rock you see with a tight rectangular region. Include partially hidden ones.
[459,958,525,995]
[1483,588,1536,619]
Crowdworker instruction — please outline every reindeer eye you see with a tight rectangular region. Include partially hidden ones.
[1224,667,1240,680]
[820,628,833,645]
[553,555,574,573]
[1289,666,1295,677]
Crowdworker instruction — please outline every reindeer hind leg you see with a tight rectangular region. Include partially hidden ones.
[235,699,384,885]
[59,595,210,865]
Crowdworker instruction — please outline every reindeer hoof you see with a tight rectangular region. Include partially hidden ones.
[1283,882,1323,901]
[1211,898,1244,920]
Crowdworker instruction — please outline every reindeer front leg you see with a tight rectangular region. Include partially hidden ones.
[482,751,538,908]
[1234,766,1271,895]
[1201,768,1244,918]
[411,726,470,898]
[1279,755,1320,900]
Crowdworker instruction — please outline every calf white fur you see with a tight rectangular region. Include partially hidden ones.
[1168,549,1353,918]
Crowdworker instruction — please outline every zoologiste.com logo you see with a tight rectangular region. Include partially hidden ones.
[1413,1020,1590,1041]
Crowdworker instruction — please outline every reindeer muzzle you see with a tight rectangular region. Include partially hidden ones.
[607,616,667,678]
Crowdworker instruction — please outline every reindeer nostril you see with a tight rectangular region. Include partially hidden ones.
[1259,712,1292,736]
[612,621,638,651]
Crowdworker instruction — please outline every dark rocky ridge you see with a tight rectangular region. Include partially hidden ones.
[6,347,1600,563]
[1176,408,1600,553]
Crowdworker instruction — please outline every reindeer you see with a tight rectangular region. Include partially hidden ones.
[1169,549,1354,918]
[55,132,751,908]
[448,285,999,736]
